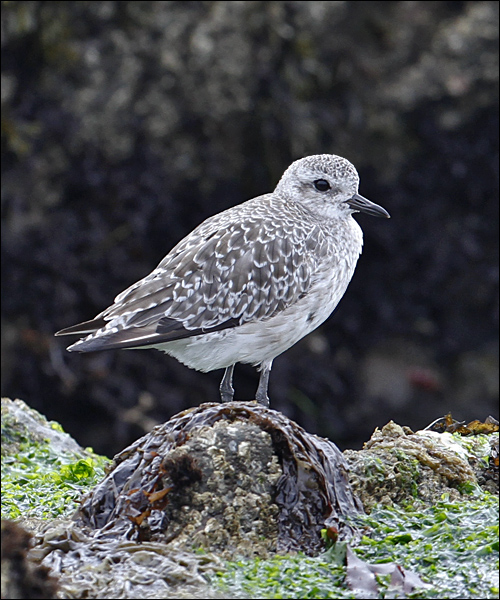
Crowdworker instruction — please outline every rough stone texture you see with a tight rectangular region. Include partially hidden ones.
[344,421,498,512]
[1,397,91,458]
[2,398,496,598]
[1,1,498,455]
[76,401,363,556]
[132,420,282,557]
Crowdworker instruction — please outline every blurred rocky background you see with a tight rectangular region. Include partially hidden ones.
[2,1,498,457]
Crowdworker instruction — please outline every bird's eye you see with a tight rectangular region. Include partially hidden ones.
[313,179,330,192]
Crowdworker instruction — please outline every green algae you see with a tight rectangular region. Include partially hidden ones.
[212,492,499,599]
[1,398,110,520]
[355,493,499,599]
[1,399,498,599]
[212,551,356,599]
[2,451,109,520]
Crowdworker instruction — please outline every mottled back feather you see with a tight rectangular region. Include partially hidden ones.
[60,195,334,349]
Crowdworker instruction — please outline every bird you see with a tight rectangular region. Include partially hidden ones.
[56,154,390,407]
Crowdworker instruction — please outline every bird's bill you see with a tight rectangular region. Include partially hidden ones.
[346,193,390,218]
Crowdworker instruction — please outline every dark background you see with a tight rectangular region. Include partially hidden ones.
[2,1,498,457]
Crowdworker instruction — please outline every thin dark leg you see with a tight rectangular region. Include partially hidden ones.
[255,361,272,407]
[220,364,235,403]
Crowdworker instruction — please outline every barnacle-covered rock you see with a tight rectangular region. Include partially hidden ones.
[76,401,363,557]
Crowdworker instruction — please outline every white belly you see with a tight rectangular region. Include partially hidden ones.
[149,252,359,372]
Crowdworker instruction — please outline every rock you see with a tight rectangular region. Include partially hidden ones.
[76,401,363,556]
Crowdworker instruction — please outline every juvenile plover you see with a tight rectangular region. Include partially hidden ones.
[56,154,390,406]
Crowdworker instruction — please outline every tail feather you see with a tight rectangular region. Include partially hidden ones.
[55,318,107,337]
[60,315,241,353]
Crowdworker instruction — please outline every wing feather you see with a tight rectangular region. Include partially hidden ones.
[61,196,332,351]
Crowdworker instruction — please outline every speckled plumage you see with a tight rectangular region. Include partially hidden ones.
[56,154,390,406]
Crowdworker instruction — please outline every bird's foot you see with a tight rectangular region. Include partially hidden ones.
[220,391,234,403]
[254,392,270,408]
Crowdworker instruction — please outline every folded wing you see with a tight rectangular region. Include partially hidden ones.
[56,198,327,352]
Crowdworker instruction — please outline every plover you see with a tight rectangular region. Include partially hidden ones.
[56,154,390,407]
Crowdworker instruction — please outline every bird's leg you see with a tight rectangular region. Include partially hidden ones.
[255,361,272,407]
[220,364,235,403]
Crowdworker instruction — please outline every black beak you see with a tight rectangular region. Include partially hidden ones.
[346,193,390,218]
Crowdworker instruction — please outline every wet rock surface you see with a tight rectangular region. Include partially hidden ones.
[33,521,227,600]
[3,398,497,598]
[344,420,499,512]
[76,402,363,556]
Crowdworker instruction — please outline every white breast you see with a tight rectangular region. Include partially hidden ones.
[152,217,363,372]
